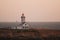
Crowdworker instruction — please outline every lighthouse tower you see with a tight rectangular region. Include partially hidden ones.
[16,13,30,29]
[21,13,25,24]
[21,13,30,29]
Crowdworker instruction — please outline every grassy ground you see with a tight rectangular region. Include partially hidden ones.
[0,29,60,40]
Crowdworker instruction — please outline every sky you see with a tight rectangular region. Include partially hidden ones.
[0,0,60,22]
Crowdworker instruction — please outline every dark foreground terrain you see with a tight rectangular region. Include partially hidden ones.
[0,36,60,40]
[0,28,60,40]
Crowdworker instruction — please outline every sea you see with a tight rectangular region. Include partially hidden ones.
[0,22,60,30]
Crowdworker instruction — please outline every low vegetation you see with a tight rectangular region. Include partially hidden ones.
[0,29,60,40]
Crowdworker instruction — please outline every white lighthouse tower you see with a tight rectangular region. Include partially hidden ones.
[21,13,25,24]
[17,13,30,29]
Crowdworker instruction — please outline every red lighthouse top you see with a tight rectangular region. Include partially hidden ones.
[22,13,24,16]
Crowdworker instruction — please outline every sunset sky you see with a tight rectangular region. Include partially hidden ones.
[0,0,60,22]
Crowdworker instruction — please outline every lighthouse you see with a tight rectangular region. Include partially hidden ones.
[16,13,30,29]
[21,13,30,29]
[21,13,25,24]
